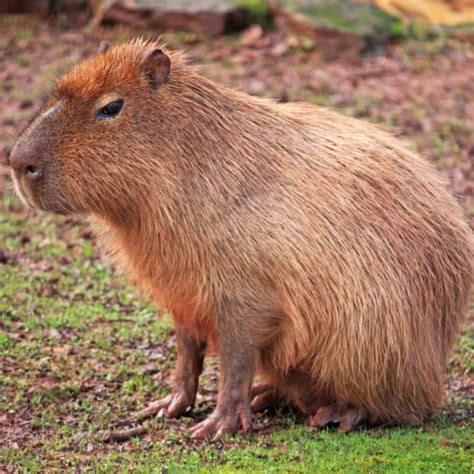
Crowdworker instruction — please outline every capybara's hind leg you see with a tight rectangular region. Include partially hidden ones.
[309,404,367,433]
[250,382,284,412]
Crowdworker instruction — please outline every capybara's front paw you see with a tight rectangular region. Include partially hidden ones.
[190,401,253,439]
[136,389,195,421]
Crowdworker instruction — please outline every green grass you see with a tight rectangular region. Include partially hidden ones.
[0,186,472,472]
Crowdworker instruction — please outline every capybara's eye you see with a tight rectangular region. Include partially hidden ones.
[96,100,123,120]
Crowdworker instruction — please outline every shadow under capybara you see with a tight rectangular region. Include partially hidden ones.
[9,39,473,438]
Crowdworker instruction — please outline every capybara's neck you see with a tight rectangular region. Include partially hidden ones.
[93,72,292,291]
[97,72,289,235]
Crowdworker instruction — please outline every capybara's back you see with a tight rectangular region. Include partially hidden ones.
[10,39,473,435]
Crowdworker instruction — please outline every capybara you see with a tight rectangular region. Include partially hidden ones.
[9,39,473,438]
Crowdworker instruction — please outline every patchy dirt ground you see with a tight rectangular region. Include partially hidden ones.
[0,15,473,472]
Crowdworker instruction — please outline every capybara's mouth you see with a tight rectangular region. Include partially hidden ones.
[11,170,71,215]
[11,170,37,209]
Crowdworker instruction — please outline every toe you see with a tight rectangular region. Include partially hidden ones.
[191,418,217,439]
[309,405,366,432]
[190,402,252,439]
[214,421,236,439]
[251,382,274,397]
[251,392,274,411]
[135,396,171,420]
[309,404,341,429]
[338,408,365,433]
[167,392,192,418]
[238,403,253,433]
[250,384,281,412]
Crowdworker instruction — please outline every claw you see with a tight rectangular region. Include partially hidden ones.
[190,402,253,439]
[135,396,171,420]
[136,391,194,421]
[191,416,219,439]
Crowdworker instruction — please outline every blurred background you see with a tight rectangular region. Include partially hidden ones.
[0,1,473,471]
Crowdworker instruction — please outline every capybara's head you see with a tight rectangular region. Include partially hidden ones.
[9,39,181,216]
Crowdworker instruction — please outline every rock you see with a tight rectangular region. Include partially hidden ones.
[92,1,251,35]
[269,0,403,50]
[267,1,364,58]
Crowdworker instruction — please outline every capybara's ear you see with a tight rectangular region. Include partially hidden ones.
[98,41,110,54]
[139,48,170,89]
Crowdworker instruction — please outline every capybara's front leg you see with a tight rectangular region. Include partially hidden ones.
[136,329,206,420]
[191,307,255,439]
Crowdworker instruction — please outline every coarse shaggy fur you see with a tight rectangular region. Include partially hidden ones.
[12,39,473,426]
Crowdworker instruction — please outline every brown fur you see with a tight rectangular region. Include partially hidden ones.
[10,39,473,429]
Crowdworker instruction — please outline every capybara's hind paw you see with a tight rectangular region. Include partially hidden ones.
[190,402,253,439]
[135,390,194,421]
[250,382,282,412]
[309,404,367,433]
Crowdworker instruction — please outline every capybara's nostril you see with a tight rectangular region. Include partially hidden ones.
[8,142,48,211]
[9,148,43,180]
